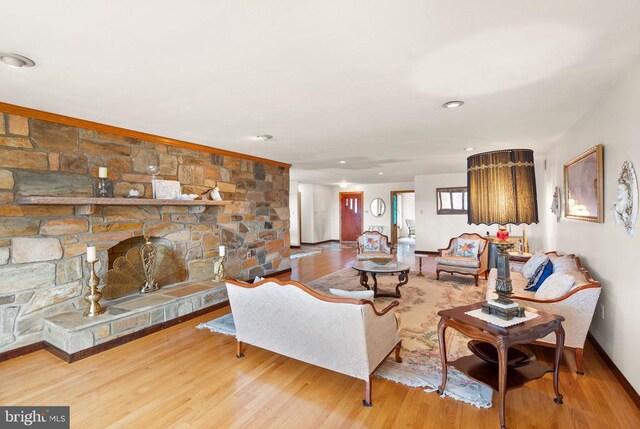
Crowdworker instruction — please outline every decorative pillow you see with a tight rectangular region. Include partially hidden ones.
[551,256,578,274]
[329,288,375,300]
[455,239,480,258]
[363,235,381,252]
[524,259,553,291]
[521,251,548,279]
[534,273,575,300]
[564,270,589,289]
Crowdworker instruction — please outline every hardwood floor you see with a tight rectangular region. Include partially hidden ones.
[2,244,639,428]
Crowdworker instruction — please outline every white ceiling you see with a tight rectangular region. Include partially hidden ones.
[2,1,640,185]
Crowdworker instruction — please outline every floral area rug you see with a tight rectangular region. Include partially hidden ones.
[307,268,493,408]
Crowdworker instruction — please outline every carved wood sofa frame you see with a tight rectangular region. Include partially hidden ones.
[509,251,602,374]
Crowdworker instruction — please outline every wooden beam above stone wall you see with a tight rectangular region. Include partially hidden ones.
[0,102,291,168]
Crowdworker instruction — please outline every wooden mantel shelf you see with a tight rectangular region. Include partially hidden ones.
[17,196,230,206]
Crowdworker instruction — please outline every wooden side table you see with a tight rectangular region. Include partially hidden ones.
[414,254,430,277]
[436,302,565,429]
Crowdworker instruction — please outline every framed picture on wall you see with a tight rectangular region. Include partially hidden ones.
[564,144,604,223]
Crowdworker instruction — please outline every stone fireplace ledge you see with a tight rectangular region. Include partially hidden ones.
[43,279,228,356]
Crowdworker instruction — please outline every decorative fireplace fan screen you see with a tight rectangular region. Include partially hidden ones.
[103,239,188,300]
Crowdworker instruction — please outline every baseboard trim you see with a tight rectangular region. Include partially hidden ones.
[0,341,45,362]
[415,250,439,255]
[300,239,340,245]
[260,267,292,280]
[44,300,230,363]
[588,332,640,410]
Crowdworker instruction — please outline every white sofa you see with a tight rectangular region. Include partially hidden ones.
[486,252,601,374]
[226,278,402,406]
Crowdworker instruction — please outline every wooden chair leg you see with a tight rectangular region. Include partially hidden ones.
[363,376,373,407]
[436,270,440,280]
[484,271,489,280]
[395,342,402,363]
[575,348,584,375]
[236,340,245,358]
[474,275,479,286]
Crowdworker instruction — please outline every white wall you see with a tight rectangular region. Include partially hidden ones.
[298,183,338,243]
[313,184,339,242]
[542,57,640,392]
[415,173,499,251]
[414,164,546,252]
[399,192,415,237]
[289,180,300,246]
[299,183,315,243]
[340,182,414,237]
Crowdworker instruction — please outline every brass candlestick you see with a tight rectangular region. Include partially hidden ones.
[213,256,227,282]
[84,260,105,317]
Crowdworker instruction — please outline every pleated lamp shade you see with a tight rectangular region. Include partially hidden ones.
[467,149,539,226]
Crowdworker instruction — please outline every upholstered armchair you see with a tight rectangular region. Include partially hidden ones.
[435,233,489,286]
[356,231,396,261]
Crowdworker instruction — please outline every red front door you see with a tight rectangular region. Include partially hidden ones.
[340,192,363,241]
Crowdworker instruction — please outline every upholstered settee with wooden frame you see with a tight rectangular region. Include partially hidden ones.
[486,252,601,374]
[435,233,490,286]
[226,278,402,406]
[356,231,397,261]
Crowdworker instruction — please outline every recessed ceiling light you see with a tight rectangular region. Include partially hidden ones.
[378,172,384,175]
[339,182,348,188]
[464,147,475,151]
[339,160,346,164]
[256,135,273,142]
[0,53,35,68]
[443,100,464,109]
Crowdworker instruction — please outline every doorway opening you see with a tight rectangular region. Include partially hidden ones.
[339,191,363,242]
[390,190,415,245]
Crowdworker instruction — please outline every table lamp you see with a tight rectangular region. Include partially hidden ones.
[467,149,539,320]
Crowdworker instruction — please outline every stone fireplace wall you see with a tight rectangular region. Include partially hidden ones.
[0,112,290,353]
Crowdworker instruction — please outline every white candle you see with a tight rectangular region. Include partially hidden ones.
[87,246,97,262]
[219,245,226,257]
[98,167,108,178]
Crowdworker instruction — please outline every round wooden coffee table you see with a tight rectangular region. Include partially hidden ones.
[352,260,411,298]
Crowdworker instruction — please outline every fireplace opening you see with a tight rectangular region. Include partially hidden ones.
[108,236,173,269]
[103,235,188,300]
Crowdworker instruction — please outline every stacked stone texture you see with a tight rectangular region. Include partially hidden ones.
[0,113,290,352]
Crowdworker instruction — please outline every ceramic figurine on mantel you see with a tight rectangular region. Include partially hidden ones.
[210,186,222,201]
[213,245,226,281]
